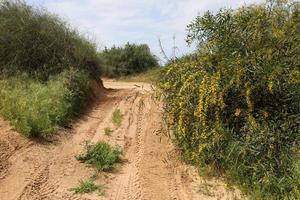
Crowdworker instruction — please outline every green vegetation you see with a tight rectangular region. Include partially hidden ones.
[0,1,101,137]
[117,67,162,83]
[0,70,90,137]
[70,180,105,195]
[99,43,159,77]
[0,1,101,81]
[76,142,121,172]
[112,109,122,127]
[104,127,113,136]
[158,1,300,199]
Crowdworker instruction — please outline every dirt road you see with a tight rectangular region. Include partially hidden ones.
[0,80,241,200]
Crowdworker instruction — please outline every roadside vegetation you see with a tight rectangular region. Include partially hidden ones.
[76,142,121,172]
[117,67,161,83]
[158,0,300,199]
[0,1,101,137]
[99,43,159,78]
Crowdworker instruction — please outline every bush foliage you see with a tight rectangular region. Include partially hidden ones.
[0,1,102,137]
[99,43,158,77]
[0,0,101,80]
[158,1,300,199]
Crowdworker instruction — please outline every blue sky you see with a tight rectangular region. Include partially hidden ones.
[26,0,265,62]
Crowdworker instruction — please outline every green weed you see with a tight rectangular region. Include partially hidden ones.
[76,142,121,172]
[112,109,122,127]
[104,127,113,136]
[70,180,105,196]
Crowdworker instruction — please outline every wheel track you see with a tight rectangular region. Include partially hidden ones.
[0,81,243,200]
[108,95,147,200]
[17,164,51,200]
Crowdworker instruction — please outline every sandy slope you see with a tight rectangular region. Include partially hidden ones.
[0,80,242,200]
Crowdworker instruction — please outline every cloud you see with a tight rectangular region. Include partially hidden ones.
[26,0,265,61]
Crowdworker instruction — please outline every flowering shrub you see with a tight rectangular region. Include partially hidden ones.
[158,1,300,199]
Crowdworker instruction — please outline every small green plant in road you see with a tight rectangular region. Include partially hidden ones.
[104,127,113,136]
[76,141,121,172]
[70,180,105,195]
[112,109,122,126]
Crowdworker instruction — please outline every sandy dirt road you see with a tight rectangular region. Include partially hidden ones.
[0,80,241,200]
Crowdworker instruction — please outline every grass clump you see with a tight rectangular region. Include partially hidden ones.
[104,127,113,136]
[112,109,122,127]
[158,1,300,199]
[70,180,105,195]
[76,142,121,172]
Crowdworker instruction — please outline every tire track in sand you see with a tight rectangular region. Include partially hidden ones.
[0,80,243,200]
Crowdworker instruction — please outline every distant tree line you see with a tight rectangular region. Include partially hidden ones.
[99,43,159,77]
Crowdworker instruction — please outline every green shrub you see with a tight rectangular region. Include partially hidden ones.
[99,43,158,77]
[0,69,91,137]
[76,142,121,172]
[0,0,101,80]
[70,180,105,195]
[158,0,300,199]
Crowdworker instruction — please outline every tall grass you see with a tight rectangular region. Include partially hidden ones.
[0,70,91,137]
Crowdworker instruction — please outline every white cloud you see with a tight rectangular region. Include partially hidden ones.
[27,0,265,61]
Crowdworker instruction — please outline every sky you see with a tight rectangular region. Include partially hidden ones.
[26,0,265,62]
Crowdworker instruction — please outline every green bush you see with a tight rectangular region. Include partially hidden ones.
[0,0,101,80]
[158,0,300,199]
[76,142,121,172]
[0,1,103,137]
[99,43,158,77]
[0,69,91,137]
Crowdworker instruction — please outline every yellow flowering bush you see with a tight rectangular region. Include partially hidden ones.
[158,1,300,199]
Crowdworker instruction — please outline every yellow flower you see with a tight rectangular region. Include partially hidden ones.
[262,111,269,118]
[245,84,253,112]
[268,81,273,94]
[235,108,241,117]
